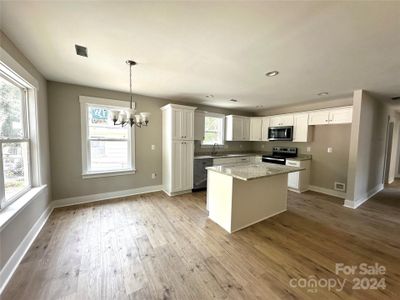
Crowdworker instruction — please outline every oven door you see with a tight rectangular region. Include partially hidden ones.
[268,126,293,141]
[262,156,286,165]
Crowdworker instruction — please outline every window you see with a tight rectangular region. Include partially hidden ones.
[0,73,31,209]
[202,113,225,145]
[80,96,135,178]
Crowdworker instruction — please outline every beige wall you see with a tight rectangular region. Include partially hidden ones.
[388,111,400,182]
[0,32,51,270]
[47,81,248,200]
[252,124,351,191]
[346,90,389,205]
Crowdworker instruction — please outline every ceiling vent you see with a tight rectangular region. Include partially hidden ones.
[75,45,88,57]
[392,96,400,101]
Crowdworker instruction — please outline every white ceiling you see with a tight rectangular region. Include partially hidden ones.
[1,1,400,111]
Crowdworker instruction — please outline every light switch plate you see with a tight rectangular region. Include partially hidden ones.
[151,145,155,150]
[327,147,333,153]
[152,173,156,179]
[307,147,311,152]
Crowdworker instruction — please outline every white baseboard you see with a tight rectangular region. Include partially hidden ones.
[308,185,346,199]
[388,178,395,184]
[52,184,163,208]
[162,189,192,197]
[343,183,384,209]
[0,205,53,295]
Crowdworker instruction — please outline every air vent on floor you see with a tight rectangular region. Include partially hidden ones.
[392,96,400,101]
[334,182,346,192]
[75,45,88,57]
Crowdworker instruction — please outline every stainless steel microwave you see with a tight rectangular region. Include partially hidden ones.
[268,126,293,141]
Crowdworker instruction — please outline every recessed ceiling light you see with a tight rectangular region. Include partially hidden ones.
[75,44,88,57]
[230,99,238,102]
[318,92,329,96]
[265,70,279,77]
[205,94,214,98]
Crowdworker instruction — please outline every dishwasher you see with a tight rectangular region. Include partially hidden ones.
[193,158,213,191]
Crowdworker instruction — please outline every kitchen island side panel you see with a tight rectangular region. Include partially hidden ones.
[231,174,288,232]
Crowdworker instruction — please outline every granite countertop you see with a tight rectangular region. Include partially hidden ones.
[194,152,264,160]
[206,163,305,181]
[194,152,312,161]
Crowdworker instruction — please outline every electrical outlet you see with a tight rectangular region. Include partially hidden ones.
[240,144,243,148]
[151,173,156,179]
[307,147,311,152]
[327,147,333,153]
[151,145,155,150]
[261,144,265,149]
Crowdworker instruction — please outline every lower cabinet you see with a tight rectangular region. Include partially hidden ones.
[171,141,194,194]
[286,159,311,193]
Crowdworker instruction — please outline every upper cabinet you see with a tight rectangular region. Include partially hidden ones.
[162,104,196,140]
[250,117,263,141]
[194,111,205,141]
[329,107,353,124]
[261,117,270,141]
[269,114,294,127]
[293,113,312,142]
[308,106,352,125]
[226,115,250,141]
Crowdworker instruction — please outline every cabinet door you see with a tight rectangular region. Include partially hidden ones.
[242,117,250,140]
[182,109,194,140]
[232,117,243,141]
[172,109,183,139]
[280,114,294,126]
[288,172,299,189]
[261,117,270,141]
[308,110,330,125]
[293,113,310,142]
[329,107,352,124]
[194,111,205,141]
[181,141,194,190]
[269,116,282,127]
[171,141,183,192]
[250,118,262,141]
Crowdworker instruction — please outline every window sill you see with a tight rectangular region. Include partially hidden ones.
[0,185,47,231]
[82,169,136,179]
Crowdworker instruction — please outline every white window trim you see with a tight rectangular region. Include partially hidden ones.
[201,112,225,147]
[0,66,34,210]
[79,96,136,179]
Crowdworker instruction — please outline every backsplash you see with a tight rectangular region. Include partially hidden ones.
[194,141,253,155]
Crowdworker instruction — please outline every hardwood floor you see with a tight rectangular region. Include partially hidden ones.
[2,188,400,299]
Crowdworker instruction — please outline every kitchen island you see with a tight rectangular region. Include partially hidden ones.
[206,163,304,233]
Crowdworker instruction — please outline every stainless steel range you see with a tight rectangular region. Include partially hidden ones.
[262,147,298,165]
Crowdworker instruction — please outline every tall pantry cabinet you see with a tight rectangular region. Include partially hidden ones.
[161,104,196,196]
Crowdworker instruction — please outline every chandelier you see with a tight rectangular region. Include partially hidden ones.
[110,60,150,127]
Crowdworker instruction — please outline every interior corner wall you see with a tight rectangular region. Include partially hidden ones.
[388,112,400,181]
[346,90,389,207]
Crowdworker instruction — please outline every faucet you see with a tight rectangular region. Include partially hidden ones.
[211,143,218,156]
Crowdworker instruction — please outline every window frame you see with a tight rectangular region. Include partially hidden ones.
[79,96,136,179]
[201,112,225,146]
[0,72,32,209]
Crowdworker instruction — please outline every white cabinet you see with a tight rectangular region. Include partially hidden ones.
[293,113,312,142]
[309,106,352,125]
[171,108,194,140]
[171,141,193,192]
[286,159,311,193]
[269,114,294,127]
[329,107,353,124]
[250,117,263,141]
[161,104,196,196]
[226,115,250,141]
[261,117,270,141]
[194,111,205,141]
